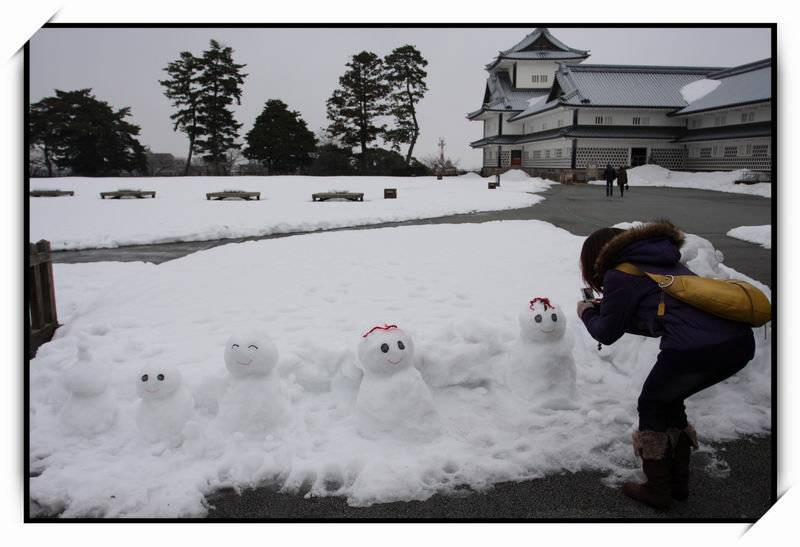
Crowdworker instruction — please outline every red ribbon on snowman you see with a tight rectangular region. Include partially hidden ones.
[362,324,399,338]
[529,297,554,311]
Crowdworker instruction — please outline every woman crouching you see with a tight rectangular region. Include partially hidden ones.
[576,221,755,510]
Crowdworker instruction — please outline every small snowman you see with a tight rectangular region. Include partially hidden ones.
[60,343,117,436]
[508,297,578,409]
[214,330,289,438]
[135,362,195,446]
[355,324,442,442]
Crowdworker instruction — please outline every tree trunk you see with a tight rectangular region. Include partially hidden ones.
[44,144,53,177]
[405,80,420,166]
[184,135,194,176]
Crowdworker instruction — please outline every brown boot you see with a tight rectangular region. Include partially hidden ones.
[623,430,672,510]
[668,425,699,501]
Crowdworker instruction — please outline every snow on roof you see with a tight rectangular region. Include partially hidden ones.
[553,63,720,108]
[673,59,772,116]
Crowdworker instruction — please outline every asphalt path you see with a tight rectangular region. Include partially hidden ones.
[51,184,772,287]
[44,184,774,520]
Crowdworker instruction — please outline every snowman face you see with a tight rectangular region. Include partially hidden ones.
[358,327,414,375]
[519,300,566,343]
[137,363,181,400]
[62,361,109,397]
[224,331,279,377]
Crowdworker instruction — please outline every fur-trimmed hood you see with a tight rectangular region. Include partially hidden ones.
[595,220,685,280]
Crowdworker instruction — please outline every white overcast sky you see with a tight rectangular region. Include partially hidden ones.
[29,27,771,170]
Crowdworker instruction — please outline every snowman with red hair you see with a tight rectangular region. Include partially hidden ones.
[507,297,578,409]
[355,324,442,442]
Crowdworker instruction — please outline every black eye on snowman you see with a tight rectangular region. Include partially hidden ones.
[141,374,149,382]
[380,343,390,353]
[397,340,405,350]
[157,374,165,381]
[534,314,542,323]
[248,345,258,349]
[551,313,558,322]
[232,344,239,349]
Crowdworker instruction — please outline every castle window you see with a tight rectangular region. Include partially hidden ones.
[633,116,641,125]
[714,115,727,126]
[556,148,563,158]
[741,111,755,123]
[531,75,540,83]
[541,75,548,83]
[595,116,604,125]
[557,119,563,127]
[545,149,551,158]
[604,116,613,124]
[724,146,738,158]
[700,148,712,158]
[533,150,541,159]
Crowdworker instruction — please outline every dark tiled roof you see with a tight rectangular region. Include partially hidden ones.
[486,28,589,69]
[673,59,772,116]
[470,125,687,147]
[467,72,550,119]
[554,64,721,108]
[673,121,771,143]
[469,135,525,147]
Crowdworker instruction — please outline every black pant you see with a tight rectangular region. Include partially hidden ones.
[606,180,614,196]
[618,183,624,197]
[637,333,755,431]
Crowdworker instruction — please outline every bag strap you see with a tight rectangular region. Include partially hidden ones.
[615,262,646,276]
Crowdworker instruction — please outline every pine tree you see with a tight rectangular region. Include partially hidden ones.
[29,96,65,177]
[244,99,317,174]
[159,51,202,176]
[384,45,428,165]
[326,51,390,173]
[195,40,247,175]
[29,89,146,176]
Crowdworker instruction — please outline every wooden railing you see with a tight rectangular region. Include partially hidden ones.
[29,240,59,358]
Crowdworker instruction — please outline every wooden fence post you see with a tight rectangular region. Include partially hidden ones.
[29,240,59,358]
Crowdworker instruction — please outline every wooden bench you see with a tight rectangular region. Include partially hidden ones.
[488,182,499,189]
[206,191,261,201]
[100,190,156,199]
[30,190,74,197]
[384,188,397,199]
[312,192,364,202]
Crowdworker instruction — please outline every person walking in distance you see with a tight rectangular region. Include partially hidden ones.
[603,164,616,198]
[617,165,628,198]
[576,221,756,510]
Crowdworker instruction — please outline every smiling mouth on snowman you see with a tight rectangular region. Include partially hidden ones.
[145,387,160,394]
[539,327,556,334]
[236,358,253,366]
[386,357,404,365]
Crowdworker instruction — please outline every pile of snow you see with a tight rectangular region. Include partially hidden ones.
[727,225,772,249]
[589,165,771,197]
[30,175,552,251]
[29,221,771,517]
[680,79,722,104]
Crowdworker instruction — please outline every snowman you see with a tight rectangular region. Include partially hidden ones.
[214,330,289,438]
[59,343,117,436]
[355,324,442,442]
[507,297,578,409]
[135,362,195,446]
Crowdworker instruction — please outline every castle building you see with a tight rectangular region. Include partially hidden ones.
[467,28,773,179]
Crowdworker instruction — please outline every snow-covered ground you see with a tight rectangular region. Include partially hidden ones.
[29,220,771,517]
[29,173,549,250]
[727,225,772,249]
[589,165,771,198]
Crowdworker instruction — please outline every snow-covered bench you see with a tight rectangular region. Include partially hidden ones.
[206,191,261,201]
[100,190,156,199]
[312,192,364,202]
